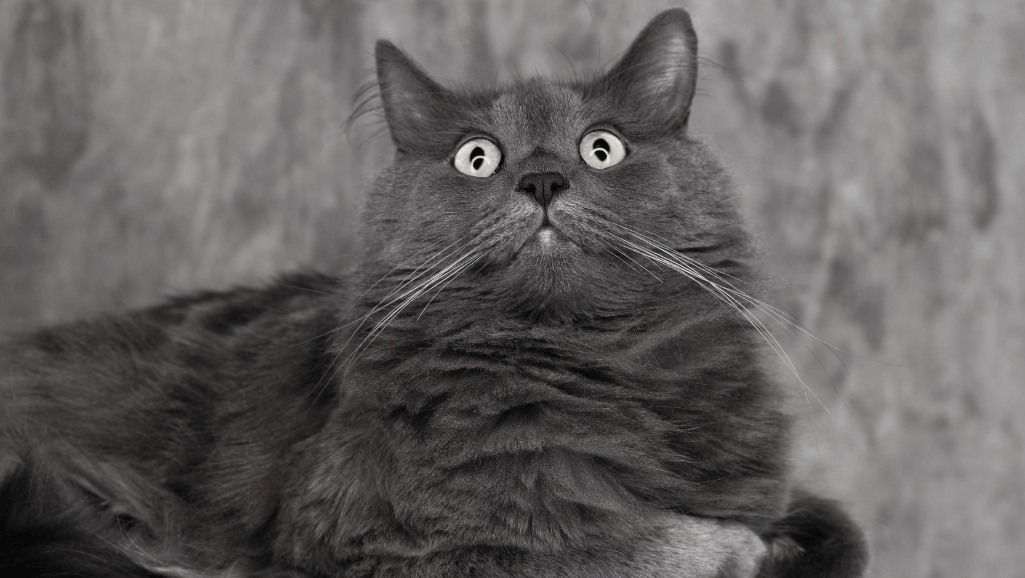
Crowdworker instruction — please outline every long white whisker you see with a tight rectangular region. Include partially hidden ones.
[418,254,484,319]
[333,236,478,357]
[373,235,478,309]
[617,225,851,357]
[306,235,477,407]
[339,247,483,375]
[610,245,663,282]
[610,221,750,286]
[287,238,455,354]
[619,237,831,415]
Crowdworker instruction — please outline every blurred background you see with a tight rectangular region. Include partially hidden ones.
[1,1,1022,576]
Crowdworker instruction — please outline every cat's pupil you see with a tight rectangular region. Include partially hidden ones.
[470,146,486,171]
[593,139,610,163]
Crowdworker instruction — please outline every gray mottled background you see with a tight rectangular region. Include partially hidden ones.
[1,1,1023,576]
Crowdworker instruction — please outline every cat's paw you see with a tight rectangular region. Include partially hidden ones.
[635,513,767,578]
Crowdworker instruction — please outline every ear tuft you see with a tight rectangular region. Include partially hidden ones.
[602,9,699,133]
[375,40,449,153]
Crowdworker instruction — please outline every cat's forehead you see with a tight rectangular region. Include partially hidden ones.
[485,79,584,150]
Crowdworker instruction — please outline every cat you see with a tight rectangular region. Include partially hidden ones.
[0,9,868,578]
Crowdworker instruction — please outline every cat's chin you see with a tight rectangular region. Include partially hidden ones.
[494,229,618,322]
[535,226,560,247]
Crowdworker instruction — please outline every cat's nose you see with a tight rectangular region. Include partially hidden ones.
[517,172,569,207]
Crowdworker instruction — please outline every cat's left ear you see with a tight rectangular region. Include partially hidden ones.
[601,9,699,133]
[375,40,453,154]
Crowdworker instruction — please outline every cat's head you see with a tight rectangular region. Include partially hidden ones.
[361,9,752,324]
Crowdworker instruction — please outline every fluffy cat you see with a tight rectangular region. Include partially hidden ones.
[0,9,867,578]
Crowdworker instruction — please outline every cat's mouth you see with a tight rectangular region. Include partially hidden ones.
[529,222,578,251]
[509,225,571,261]
[508,210,580,260]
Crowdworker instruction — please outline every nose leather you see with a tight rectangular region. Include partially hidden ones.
[517,172,569,207]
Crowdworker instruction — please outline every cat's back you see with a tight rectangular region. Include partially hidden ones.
[0,271,345,481]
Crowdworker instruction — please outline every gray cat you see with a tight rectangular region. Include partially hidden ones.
[0,9,867,577]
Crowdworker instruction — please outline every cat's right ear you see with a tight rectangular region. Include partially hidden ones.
[375,40,452,154]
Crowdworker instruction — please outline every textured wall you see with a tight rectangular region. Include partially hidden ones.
[2,1,1023,576]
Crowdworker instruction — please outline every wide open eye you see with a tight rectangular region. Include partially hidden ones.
[453,138,502,178]
[579,130,627,169]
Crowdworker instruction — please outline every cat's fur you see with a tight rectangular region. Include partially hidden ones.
[0,10,867,578]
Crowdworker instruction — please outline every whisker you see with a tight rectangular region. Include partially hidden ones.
[292,236,457,352]
[335,244,485,379]
[418,254,485,319]
[342,250,482,372]
[610,221,750,286]
[613,223,849,357]
[616,235,832,415]
[613,226,886,376]
[610,245,664,282]
[334,235,477,352]
[279,284,334,297]
[305,235,475,406]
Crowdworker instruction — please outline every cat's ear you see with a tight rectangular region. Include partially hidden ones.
[375,40,452,154]
[601,9,698,133]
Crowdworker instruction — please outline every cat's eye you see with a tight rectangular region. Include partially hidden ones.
[453,138,502,178]
[579,130,627,169]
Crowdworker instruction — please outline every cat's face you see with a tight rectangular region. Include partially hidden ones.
[363,10,750,322]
